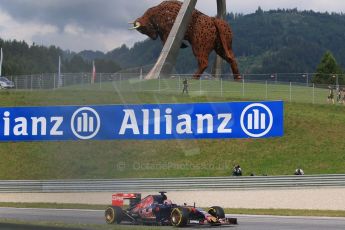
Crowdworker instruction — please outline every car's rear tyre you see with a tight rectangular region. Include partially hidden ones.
[171,207,189,227]
[208,206,225,219]
[105,206,122,224]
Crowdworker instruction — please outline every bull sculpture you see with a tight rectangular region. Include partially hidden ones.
[129,0,241,79]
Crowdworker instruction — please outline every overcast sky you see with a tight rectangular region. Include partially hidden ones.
[0,0,345,52]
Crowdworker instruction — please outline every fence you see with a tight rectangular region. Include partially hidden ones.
[2,72,344,105]
[1,174,345,193]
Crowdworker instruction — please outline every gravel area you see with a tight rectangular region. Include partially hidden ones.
[1,188,345,210]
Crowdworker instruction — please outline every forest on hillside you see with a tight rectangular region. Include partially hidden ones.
[0,39,121,76]
[102,8,345,75]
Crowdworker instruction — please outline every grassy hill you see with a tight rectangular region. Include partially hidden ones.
[0,81,344,179]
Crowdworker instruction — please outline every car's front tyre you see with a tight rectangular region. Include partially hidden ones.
[208,206,225,219]
[171,207,189,227]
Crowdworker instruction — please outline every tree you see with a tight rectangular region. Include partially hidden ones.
[313,51,344,85]
[0,38,122,75]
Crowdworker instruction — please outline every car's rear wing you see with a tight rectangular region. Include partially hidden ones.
[112,193,141,207]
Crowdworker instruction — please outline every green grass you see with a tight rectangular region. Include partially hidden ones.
[0,218,160,230]
[61,78,328,105]
[0,202,106,210]
[0,80,344,179]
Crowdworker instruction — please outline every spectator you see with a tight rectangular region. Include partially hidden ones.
[182,78,189,95]
[336,87,341,103]
[341,88,345,105]
[294,168,304,175]
[232,165,242,176]
[327,86,335,104]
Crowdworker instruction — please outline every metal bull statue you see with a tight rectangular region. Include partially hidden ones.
[129,0,241,80]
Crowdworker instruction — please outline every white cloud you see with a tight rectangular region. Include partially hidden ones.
[64,24,84,36]
[0,8,145,52]
[32,27,148,52]
[0,9,57,44]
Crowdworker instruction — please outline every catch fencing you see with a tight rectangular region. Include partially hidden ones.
[2,72,344,105]
[1,174,345,193]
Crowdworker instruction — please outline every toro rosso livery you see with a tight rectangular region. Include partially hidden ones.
[105,192,237,227]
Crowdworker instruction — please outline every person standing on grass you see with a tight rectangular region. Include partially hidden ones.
[340,88,345,105]
[182,78,189,95]
[327,86,335,104]
[337,88,342,103]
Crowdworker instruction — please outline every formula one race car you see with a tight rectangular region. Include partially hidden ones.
[105,192,238,227]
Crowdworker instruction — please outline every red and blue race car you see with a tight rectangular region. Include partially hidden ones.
[105,192,238,227]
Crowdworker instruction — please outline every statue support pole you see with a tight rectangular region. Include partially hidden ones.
[146,0,197,79]
[0,48,3,76]
[212,0,227,78]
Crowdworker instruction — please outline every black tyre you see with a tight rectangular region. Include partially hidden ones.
[171,207,189,227]
[105,206,123,224]
[208,206,225,219]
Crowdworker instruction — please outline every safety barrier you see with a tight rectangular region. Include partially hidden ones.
[1,174,345,193]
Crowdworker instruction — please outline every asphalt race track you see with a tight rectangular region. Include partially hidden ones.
[1,207,345,230]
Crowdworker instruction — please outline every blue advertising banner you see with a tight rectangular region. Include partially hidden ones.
[0,101,283,141]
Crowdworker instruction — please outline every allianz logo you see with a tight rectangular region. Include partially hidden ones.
[119,104,273,137]
[2,111,64,137]
[1,107,101,140]
[71,107,100,140]
[119,108,233,135]
[240,103,273,138]
[0,103,274,139]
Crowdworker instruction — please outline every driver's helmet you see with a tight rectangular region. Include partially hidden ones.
[164,199,172,205]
